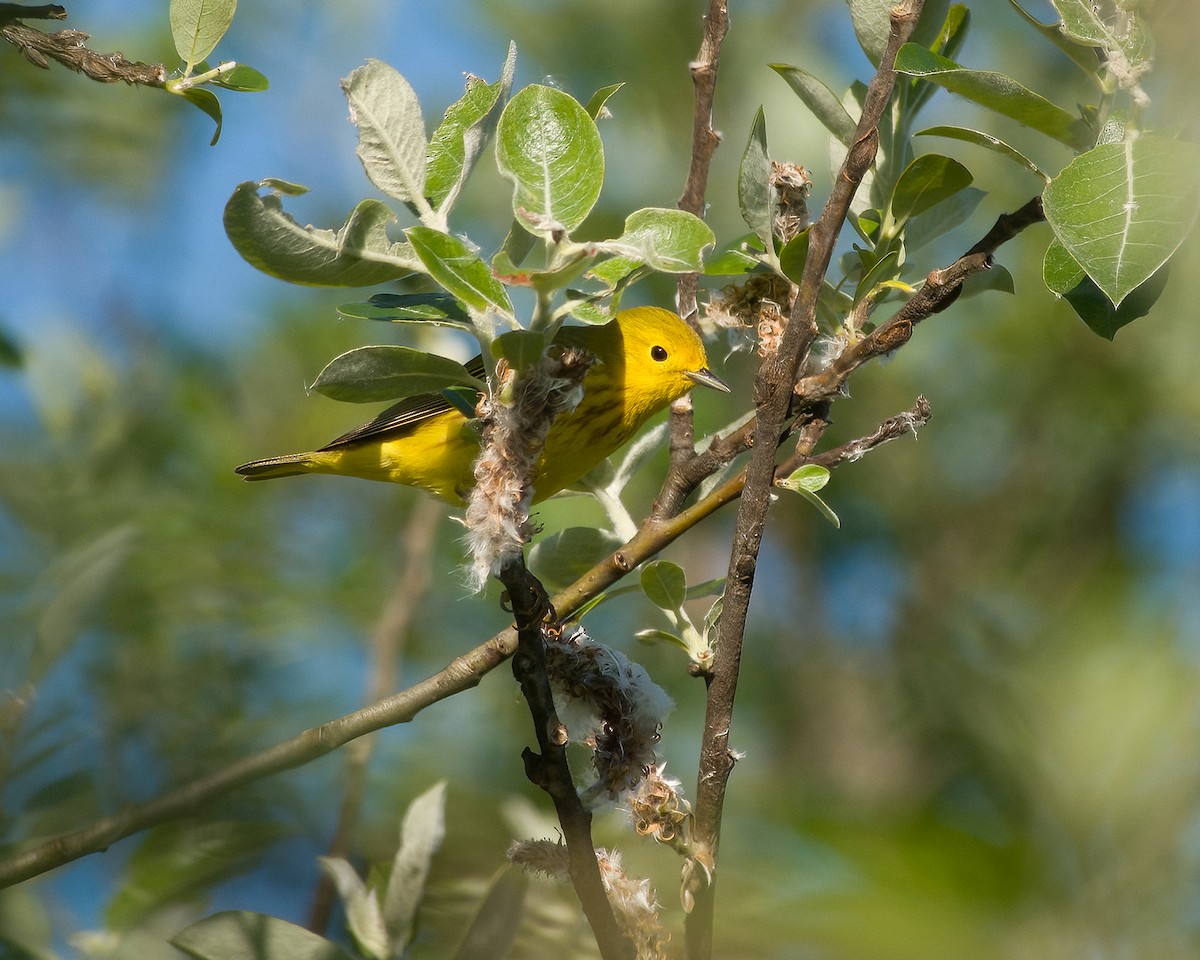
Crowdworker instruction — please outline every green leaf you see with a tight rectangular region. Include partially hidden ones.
[634,628,689,650]
[1044,239,1168,339]
[170,0,236,70]
[172,911,357,960]
[1053,0,1152,65]
[178,87,223,146]
[1005,0,1103,78]
[854,249,902,303]
[641,560,687,611]
[453,869,529,960]
[960,262,1015,298]
[907,3,970,114]
[1043,136,1200,306]
[426,44,515,214]
[337,293,473,327]
[846,0,894,66]
[108,822,285,931]
[406,226,514,317]
[889,154,973,232]
[770,64,857,146]
[585,82,624,120]
[496,84,604,235]
[209,63,269,92]
[916,125,1049,181]
[224,181,419,286]
[903,185,985,251]
[776,465,841,528]
[599,208,716,272]
[529,527,625,592]
[703,247,761,276]
[491,330,546,372]
[342,60,429,210]
[893,44,1093,150]
[738,107,775,251]
[779,228,810,284]
[383,782,447,955]
[317,859,387,960]
[311,346,483,403]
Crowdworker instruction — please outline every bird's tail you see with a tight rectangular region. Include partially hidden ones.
[234,453,318,481]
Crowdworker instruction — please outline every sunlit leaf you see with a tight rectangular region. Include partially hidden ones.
[1053,0,1152,65]
[318,859,387,960]
[916,125,1049,181]
[496,84,604,235]
[452,868,529,960]
[585,82,624,120]
[209,63,268,92]
[1044,238,1169,339]
[382,782,447,954]
[1043,136,1200,306]
[530,527,625,592]
[224,181,420,286]
[172,911,357,960]
[406,226,514,316]
[311,346,483,403]
[170,0,236,70]
[889,154,973,234]
[739,107,775,251]
[1006,0,1103,77]
[597,208,716,272]
[903,185,985,251]
[770,64,857,146]
[776,465,841,528]
[426,44,515,214]
[342,60,428,209]
[178,87,223,146]
[490,330,545,372]
[894,44,1093,150]
[337,293,472,327]
[641,560,687,611]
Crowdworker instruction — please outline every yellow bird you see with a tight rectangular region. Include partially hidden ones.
[235,306,729,504]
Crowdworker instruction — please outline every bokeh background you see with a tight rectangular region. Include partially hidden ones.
[3,1,1200,957]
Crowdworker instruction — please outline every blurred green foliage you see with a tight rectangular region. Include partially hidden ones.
[1,1,1199,958]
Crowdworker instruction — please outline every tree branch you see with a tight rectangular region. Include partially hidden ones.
[499,558,633,960]
[668,0,731,480]
[1,7,166,86]
[684,4,926,957]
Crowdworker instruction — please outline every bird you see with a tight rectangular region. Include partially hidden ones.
[235,306,729,505]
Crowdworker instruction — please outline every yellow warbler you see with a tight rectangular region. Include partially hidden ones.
[235,306,728,504]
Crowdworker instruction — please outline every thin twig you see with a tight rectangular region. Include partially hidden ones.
[307,499,441,934]
[668,0,731,477]
[684,4,926,957]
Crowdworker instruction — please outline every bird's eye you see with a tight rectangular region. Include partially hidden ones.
[651,345,668,362]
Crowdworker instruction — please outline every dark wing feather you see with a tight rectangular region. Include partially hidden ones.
[319,355,486,450]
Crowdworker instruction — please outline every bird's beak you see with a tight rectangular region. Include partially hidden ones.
[686,367,731,393]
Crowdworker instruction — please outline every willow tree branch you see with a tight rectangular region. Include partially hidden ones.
[1,11,166,85]
[684,4,925,958]
[500,558,633,960]
[668,0,731,478]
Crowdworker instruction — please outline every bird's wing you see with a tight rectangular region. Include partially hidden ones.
[318,355,486,450]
